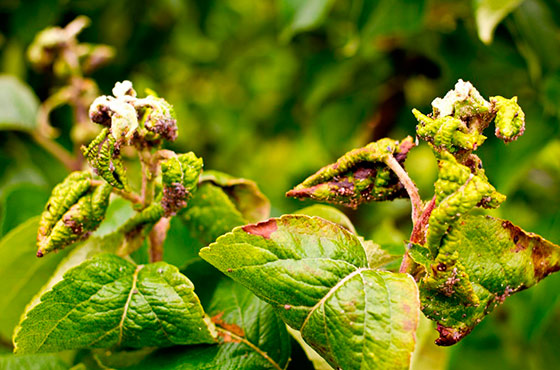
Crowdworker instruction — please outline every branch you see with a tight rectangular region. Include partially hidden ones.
[31,131,81,171]
[384,154,423,222]
[148,217,170,263]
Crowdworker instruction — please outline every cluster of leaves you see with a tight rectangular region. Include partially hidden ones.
[0,76,299,370]
[199,80,560,369]
[1,2,560,369]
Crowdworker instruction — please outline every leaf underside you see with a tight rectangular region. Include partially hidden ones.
[200,214,419,370]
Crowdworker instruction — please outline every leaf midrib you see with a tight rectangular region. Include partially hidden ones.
[215,327,284,370]
[118,265,143,345]
[299,267,365,333]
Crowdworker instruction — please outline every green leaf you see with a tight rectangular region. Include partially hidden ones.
[0,353,70,370]
[133,279,291,370]
[200,215,419,370]
[0,75,39,131]
[294,204,356,234]
[0,217,69,341]
[25,230,127,313]
[0,183,49,236]
[287,137,415,209]
[200,170,270,223]
[14,253,216,353]
[362,0,427,38]
[474,0,523,44]
[182,182,247,246]
[279,0,336,41]
[418,215,560,345]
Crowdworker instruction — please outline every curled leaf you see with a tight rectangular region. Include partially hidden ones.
[37,172,111,257]
[413,80,492,155]
[413,111,485,153]
[418,215,560,346]
[491,96,525,143]
[81,128,128,190]
[37,171,92,241]
[287,137,415,208]
[200,170,270,223]
[425,152,505,255]
[160,152,203,217]
[88,81,177,145]
[89,95,138,142]
[135,95,178,142]
[414,80,526,156]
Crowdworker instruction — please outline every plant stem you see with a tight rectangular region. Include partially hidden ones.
[399,195,436,274]
[31,131,81,171]
[384,154,423,222]
[139,149,157,208]
[148,217,170,263]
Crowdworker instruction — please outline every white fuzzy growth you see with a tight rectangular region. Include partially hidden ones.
[112,80,136,98]
[431,79,490,118]
[89,95,138,141]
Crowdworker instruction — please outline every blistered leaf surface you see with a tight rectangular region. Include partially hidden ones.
[287,137,414,208]
[416,215,560,345]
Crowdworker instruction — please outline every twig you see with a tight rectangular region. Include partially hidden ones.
[148,217,170,263]
[139,149,157,208]
[31,131,81,171]
[384,154,423,222]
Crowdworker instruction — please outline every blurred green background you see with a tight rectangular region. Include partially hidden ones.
[1,0,560,369]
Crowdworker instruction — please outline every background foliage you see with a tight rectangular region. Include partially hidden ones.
[0,0,559,369]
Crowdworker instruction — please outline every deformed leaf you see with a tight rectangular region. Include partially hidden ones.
[200,215,419,370]
[425,152,505,255]
[287,137,415,209]
[160,152,203,217]
[14,253,216,353]
[81,128,128,190]
[200,170,270,223]
[418,215,560,345]
[0,75,40,132]
[490,95,525,143]
[133,279,291,370]
[37,176,112,257]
